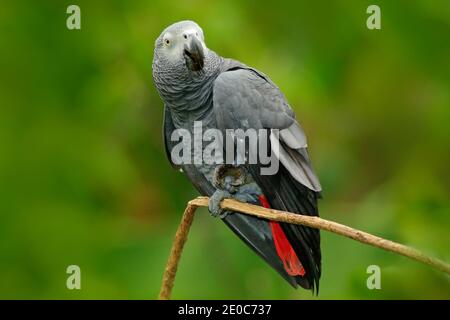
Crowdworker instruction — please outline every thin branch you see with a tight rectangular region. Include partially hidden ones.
[158,201,197,300]
[159,196,450,299]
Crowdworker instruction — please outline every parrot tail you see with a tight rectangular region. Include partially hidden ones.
[258,195,305,277]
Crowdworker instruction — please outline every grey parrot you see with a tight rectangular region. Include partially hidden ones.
[152,21,322,292]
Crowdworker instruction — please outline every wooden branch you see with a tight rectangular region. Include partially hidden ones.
[158,202,197,300]
[159,196,450,299]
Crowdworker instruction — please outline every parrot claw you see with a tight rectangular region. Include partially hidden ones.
[209,190,231,218]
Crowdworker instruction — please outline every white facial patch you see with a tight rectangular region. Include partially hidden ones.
[159,25,208,64]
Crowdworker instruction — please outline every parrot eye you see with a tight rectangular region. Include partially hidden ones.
[164,39,170,46]
[183,34,187,39]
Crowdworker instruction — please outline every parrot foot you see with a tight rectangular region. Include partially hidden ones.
[208,190,232,218]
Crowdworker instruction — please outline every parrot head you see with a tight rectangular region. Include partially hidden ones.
[153,20,207,76]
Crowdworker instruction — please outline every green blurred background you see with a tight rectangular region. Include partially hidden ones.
[0,0,449,299]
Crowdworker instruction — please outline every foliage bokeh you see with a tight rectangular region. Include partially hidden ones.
[0,0,449,299]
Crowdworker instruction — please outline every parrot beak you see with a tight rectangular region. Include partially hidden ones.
[184,36,205,71]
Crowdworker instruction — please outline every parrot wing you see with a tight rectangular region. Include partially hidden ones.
[212,66,322,292]
[163,100,303,287]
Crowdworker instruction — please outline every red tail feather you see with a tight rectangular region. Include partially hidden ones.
[258,195,305,277]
